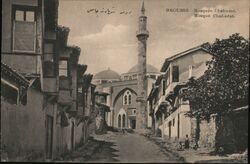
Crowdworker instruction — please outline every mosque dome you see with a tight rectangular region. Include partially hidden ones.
[93,68,120,80]
[127,64,159,74]
[121,64,160,81]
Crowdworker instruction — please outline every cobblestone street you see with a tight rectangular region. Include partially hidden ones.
[56,131,184,163]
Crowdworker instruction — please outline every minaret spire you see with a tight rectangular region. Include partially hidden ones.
[141,1,145,15]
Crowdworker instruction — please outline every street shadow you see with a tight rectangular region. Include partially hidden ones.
[85,139,120,163]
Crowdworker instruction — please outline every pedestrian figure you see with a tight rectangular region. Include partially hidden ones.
[184,134,190,149]
[177,141,184,151]
[122,128,125,134]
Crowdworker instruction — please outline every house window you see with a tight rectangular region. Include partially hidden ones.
[123,90,132,105]
[173,118,175,127]
[59,60,68,77]
[12,7,36,52]
[132,74,137,80]
[44,43,54,62]
[172,66,179,82]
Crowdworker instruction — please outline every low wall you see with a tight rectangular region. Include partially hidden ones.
[199,117,216,148]
[1,88,46,161]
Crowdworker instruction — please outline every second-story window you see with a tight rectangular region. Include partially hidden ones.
[43,42,55,77]
[59,60,68,77]
[12,6,36,53]
[172,66,179,82]
[44,43,54,62]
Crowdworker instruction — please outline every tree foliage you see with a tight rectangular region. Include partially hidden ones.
[184,33,249,120]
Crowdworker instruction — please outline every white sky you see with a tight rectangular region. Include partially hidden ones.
[58,0,249,75]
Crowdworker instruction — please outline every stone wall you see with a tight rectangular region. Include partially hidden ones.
[199,117,216,148]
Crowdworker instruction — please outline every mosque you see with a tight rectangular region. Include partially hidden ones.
[93,2,160,129]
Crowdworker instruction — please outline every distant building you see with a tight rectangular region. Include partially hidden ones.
[93,64,160,129]
[93,3,160,130]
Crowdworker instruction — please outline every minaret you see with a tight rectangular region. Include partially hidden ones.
[136,1,149,129]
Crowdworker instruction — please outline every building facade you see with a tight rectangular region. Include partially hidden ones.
[148,44,213,140]
[1,0,95,161]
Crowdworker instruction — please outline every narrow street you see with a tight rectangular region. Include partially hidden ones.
[58,131,183,163]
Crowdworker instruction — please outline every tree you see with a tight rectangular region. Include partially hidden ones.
[183,33,249,120]
[183,33,249,153]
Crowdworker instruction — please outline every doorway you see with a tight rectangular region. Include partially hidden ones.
[71,122,75,150]
[46,115,53,159]
[168,121,171,138]
[131,120,136,129]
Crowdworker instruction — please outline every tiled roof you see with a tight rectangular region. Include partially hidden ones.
[1,62,29,86]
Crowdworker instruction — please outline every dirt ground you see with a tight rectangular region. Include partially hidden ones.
[56,130,184,163]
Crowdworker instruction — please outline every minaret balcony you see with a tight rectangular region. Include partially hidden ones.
[136,30,149,37]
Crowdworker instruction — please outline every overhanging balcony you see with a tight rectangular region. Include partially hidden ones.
[43,77,58,94]
[58,90,73,105]
[165,82,178,95]
[154,95,169,115]
[59,76,72,90]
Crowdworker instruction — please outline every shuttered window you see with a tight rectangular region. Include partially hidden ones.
[59,60,68,77]
[172,66,179,82]
[44,43,54,62]
[13,9,36,53]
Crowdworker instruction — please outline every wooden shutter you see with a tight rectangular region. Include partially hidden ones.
[13,21,36,52]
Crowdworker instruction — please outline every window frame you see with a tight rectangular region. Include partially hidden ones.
[123,90,132,105]
[12,5,37,53]
[59,59,69,77]
[172,66,179,82]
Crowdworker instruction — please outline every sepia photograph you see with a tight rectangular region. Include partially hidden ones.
[1,0,249,163]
